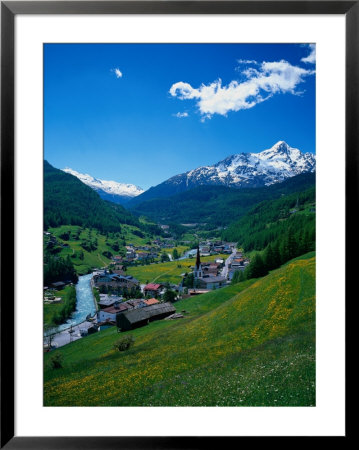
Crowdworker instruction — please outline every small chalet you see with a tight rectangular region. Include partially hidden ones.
[231,258,245,269]
[97,301,131,323]
[143,283,163,297]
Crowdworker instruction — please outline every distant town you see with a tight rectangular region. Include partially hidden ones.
[44,232,251,349]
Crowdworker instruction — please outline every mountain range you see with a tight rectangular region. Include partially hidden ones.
[62,168,144,205]
[128,141,316,207]
[59,141,315,210]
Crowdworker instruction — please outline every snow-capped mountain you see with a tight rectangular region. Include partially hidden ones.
[128,141,315,206]
[191,140,316,188]
[62,168,144,205]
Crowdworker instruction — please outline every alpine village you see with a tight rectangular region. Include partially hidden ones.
[44,141,316,407]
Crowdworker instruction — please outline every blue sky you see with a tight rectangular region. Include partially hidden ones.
[44,43,315,190]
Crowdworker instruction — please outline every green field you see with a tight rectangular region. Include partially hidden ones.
[44,254,315,406]
[47,225,154,275]
[47,226,193,276]
[126,254,228,284]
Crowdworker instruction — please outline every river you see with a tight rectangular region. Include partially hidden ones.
[178,249,197,260]
[45,273,96,335]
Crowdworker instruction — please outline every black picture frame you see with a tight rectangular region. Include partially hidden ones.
[1,1,354,447]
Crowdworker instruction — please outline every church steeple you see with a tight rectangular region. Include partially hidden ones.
[194,246,202,279]
[196,246,201,269]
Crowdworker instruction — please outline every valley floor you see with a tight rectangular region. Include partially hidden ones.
[44,254,315,407]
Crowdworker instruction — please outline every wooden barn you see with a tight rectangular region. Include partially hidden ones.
[117,302,176,331]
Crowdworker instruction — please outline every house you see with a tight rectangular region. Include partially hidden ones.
[231,262,246,270]
[97,301,132,323]
[231,258,245,270]
[196,276,227,290]
[143,283,163,297]
[202,263,220,276]
[117,302,176,331]
[137,252,151,261]
[200,246,211,256]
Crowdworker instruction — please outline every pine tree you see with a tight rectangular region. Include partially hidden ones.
[246,253,267,279]
[263,243,275,272]
[287,227,297,259]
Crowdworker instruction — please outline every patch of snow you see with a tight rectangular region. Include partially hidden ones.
[62,168,144,198]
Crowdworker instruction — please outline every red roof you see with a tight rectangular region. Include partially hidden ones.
[144,283,162,290]
[144,298,160,306]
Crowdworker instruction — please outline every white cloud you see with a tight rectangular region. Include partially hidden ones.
[237,59,259,65]
[169,59,314,119]
[112,68,123,78]
[301,44,316,64]
[173,112,189,118]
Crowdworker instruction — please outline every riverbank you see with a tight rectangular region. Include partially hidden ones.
[44,273,97,345]
[44,285,77,328]
[44,318,98,349]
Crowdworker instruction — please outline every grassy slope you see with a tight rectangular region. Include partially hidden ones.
[126,254,229,284]
[48,225,154,275]
[48,226,190,277]
[44,254,315,406]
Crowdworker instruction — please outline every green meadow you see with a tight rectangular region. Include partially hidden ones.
[44,254,315,406]
[48,225,153,275]
[47,226,192,277]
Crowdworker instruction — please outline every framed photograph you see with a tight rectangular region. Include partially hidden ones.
[1,1,354,446]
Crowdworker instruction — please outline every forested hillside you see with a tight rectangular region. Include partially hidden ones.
[130,173,315,226]
[44,161,157,234]
[225,187,315,282]
[223,186,315,249]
